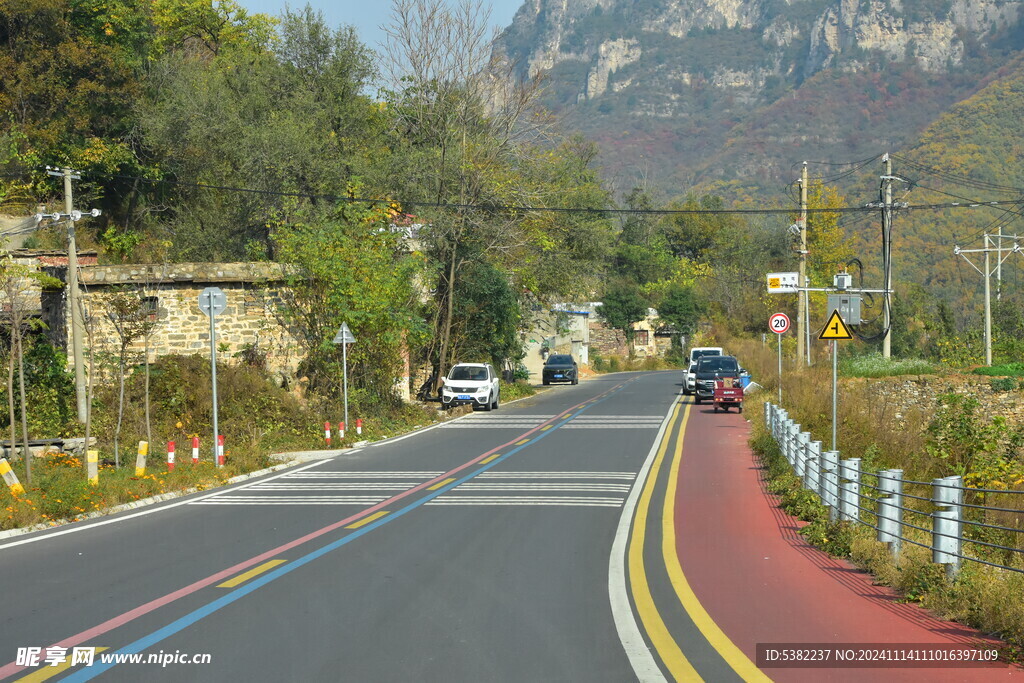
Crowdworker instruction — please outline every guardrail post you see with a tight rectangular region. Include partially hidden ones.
[821,450,840,520]
[795,429,808,478]
[784,419,796,465]
[839,458,861,523]
[765,402,772,434]
[804,440,821,492]
[932,476,963,580]
[782,419,792,463]
[877,469,903,558]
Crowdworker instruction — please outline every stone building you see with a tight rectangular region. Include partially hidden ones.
[588,307,663,359]
[40,262,304,383]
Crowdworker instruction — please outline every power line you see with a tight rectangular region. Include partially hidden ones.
[96,172,1024,217]
[892,154,1024,195]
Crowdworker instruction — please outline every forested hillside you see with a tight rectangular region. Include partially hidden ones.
[2,0,1022,404]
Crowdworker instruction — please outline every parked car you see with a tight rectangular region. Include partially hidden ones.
[693,355,742,404]
[440,363,500,410]
[542,354,578,385]
[684,347,722,395]
[683,361,698,395]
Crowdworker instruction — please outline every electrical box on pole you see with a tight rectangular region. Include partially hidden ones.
[827,294,861,325]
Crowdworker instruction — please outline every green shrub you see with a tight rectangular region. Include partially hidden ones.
[975,362,1024,378]
[990,377,1018,392]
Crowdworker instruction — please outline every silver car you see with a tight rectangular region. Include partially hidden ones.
[684,361,697,395]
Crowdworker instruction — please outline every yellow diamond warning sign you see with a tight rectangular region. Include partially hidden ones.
[818,309,853,340]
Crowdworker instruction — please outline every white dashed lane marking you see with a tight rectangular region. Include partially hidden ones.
[429,471,637,508]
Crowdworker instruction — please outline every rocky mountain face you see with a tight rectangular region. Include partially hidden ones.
[493,0,1024,197]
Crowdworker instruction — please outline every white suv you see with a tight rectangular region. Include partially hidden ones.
[684,347,723,395]
[440,363,500,411]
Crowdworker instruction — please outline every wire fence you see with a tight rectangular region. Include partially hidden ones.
[765,402,1024,577]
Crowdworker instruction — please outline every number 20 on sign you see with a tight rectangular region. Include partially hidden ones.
[769,312,790,335]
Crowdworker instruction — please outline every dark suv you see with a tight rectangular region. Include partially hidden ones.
[693,355,741,404]
[542,354,578,385]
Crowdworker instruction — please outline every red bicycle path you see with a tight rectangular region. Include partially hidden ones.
[674,402,1022,681]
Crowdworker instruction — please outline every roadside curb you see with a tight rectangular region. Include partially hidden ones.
[0,460,303,542]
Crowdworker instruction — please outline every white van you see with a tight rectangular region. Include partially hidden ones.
[684,347,723,395]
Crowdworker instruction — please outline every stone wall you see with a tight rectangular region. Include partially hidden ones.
[858,375,1024,427]
[589,322,627,357]
[60,263,303,382]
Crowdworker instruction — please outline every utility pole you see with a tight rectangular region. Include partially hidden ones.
[997,225,1003,301]
[47,167,88,422]
[881,154,893,358]
[955,233,1023,366]
[797,162,808,367]
[984,234,992,366]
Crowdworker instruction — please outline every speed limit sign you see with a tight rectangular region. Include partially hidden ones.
[769,312,791,335]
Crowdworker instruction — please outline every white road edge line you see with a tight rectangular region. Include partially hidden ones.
[0,459,330,550]
[608,391,681,683]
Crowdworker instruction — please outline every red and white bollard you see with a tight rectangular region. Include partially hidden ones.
[191,436,200,464]
[356,418,363,436]
[167,441,176,472]
[324,421,332,447]
[338,422,345,440]
[217,435,225,466]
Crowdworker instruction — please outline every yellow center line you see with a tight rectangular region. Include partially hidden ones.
[218,560,287,588]
[480,453,501,464]
[663,404,772,683]
[540,425,552,431]
[345,510,390,529]
[515,439,530,445]
[628,402,701,681]
[428,478,456,491]
[17,649,109,682]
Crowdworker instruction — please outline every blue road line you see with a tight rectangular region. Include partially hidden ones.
[63,383,630,681]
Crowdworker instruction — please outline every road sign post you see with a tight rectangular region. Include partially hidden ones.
[333,323,356,441]
[818,309,853,451]
[769,313,790,403]
[199,287,226,466]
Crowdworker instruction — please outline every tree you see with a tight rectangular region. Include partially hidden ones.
[598,284,648,359]
[662,194,740,262]
[104,288,156,467]
[0,259,61,484]
[272,198,423,406]
[451,261,522,370]
[138,6,380,261]
[379,0,547,389]
[657,284,703,351]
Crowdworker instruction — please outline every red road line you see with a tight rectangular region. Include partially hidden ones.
[0,381,630,681]
[672,403,1020,682]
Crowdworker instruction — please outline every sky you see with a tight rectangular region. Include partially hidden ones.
[237,0,525,49]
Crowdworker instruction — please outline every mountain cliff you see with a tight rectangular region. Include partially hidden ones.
[493,0,1024,197]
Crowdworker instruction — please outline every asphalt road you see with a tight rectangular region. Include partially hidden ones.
[5,372,1014,682]
[0,372,686,682]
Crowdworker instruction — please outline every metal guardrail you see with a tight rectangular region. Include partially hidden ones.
[765,402,1024,578]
